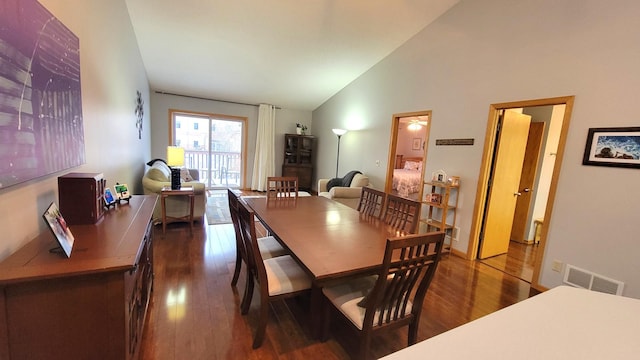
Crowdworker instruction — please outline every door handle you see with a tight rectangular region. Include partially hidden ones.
[523,188,530,192]
[514,192,522,196]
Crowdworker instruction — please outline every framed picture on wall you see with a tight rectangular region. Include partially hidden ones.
[412,138,421,150]
[582,127,640,168]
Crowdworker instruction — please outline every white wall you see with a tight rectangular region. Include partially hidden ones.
[149,92,312,186]
[312,0,640,297]
[0,0,150,261]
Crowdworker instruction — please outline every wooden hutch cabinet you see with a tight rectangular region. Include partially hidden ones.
[282,134,316,191]
[0,195,157,360]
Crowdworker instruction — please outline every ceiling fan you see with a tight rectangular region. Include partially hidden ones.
[404,117,428,131]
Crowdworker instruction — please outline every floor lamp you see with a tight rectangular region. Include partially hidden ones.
[332,129,347,178]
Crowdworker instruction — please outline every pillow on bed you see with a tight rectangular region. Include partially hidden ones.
[404,161,420,170]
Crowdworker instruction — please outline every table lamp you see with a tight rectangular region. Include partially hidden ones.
[166,146,185,190]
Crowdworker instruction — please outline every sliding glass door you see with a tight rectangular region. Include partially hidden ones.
[171,111,246,189]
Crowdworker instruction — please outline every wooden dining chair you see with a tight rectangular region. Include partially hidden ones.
[321,232,445,360]
[227,189,288,287]
[266,176,299,198]
[381,194,421,234]
[236,200,312,348]
[357,186,386,218]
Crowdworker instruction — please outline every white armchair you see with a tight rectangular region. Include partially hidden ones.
[318,173,370,209]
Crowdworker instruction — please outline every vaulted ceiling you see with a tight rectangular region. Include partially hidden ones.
[125,0,459,111]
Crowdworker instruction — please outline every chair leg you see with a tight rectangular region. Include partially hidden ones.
[230,249,242,286]
[252,298,269,348]
[357,333,372,360]
[320,297,332,342]
[408,320,419,345]
[241,276,254,315]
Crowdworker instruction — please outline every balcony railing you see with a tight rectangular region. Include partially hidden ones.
[184,150,241,188]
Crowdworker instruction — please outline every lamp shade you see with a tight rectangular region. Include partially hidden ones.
[166,146,185,167]
[332,128,347,136]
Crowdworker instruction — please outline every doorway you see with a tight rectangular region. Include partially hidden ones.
[170,110,248,189]
[385,111,431,202]
[468,96,574,288]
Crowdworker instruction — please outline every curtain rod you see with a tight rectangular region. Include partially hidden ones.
[154,91,281,109]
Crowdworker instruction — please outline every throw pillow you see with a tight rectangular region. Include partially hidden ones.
[404,161,419,170]
[180,168,194,182]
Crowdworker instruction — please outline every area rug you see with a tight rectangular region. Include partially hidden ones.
[206,190,232,225]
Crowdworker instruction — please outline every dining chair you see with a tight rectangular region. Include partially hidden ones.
[381,194,421,234]
[236,200,312,348]
[321,232,445,360]
[357,186,386,218]
[266,176,299,198]
[227,189,288,287]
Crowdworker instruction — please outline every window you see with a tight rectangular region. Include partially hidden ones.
[170,111,246,189]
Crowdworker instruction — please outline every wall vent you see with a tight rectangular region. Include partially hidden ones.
[445,227,460,244]
[563,264,624,296]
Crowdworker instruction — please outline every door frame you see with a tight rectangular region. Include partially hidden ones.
[385,110,432,198]
[467,96,574,291]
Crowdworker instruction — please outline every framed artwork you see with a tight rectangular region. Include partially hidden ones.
[42,202,74,258]
[412,138,422,150]
[114,183,130,199]
[0,0,85,189]
[104,188,116,206]
[582,127,640,168]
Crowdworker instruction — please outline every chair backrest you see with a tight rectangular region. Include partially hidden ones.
[382,194,421,233]
[227,189,248,261]
[362,232,444,330]
[267,176,298,198]
[357,187,386,218]
[236,199,268,286]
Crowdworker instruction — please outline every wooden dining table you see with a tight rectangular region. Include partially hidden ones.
[242,195,406,281]
[242,195,406,335]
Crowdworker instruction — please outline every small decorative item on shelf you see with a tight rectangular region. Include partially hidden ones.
[448,176,460,186]
[114,183,131,203]
[431,169,447,183]
[427,193,441,204]
[296,123,308,135]
[104,188,117,209]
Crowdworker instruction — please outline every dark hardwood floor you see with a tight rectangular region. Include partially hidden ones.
[139,220,535,360]
[480,241,539,283]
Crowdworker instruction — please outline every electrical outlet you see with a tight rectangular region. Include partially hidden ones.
[552,260,563,272]
[375,160,380,167]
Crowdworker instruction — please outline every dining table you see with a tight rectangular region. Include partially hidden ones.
[242,195,408,335]
[379,285,640,359]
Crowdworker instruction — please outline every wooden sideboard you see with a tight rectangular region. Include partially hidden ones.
[0,195,157,360]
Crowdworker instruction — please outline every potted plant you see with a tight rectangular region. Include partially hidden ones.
[296,123,308,135]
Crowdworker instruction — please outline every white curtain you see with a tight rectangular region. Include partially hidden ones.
[251,104,276,191]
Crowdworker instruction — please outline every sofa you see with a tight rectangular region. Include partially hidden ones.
[318,173,370,209]
[142,161,207,224]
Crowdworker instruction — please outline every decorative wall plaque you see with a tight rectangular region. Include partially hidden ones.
[435,138,475,146]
